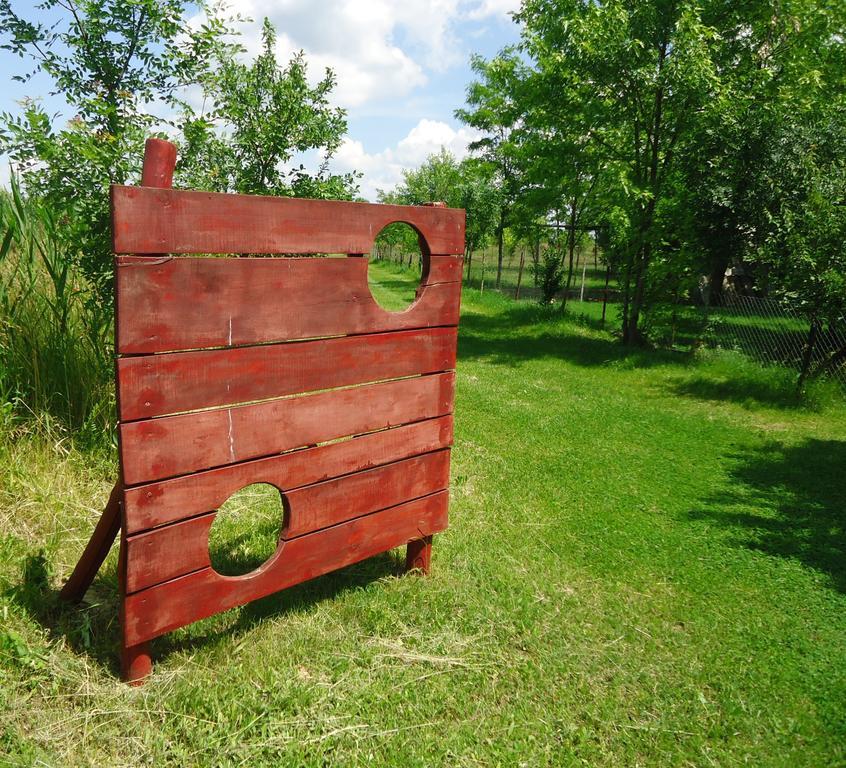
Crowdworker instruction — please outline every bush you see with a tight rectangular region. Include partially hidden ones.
[535,246,565,304]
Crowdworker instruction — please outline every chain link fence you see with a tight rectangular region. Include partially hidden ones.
[702,293,846,387]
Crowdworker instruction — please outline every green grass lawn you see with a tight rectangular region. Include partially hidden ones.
[1,260,844,766]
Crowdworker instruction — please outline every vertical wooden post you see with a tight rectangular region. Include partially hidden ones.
[406,536,433,574]
[118,137,177,683]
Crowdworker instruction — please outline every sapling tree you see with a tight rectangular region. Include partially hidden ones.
[456,51,525,290]
[180,18,357,199]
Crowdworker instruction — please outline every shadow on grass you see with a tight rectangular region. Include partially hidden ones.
[5,546,404,677]
[457,301,690,370]
[670,373,806,410]
[689,438,846,592]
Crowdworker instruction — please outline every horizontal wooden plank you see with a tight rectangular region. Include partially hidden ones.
[123,416,454,533]
[116,256,462,354]
[118,327,457,421]
[124,450,450,593]
[111,186,466,255]
[119,372,455,486]
[123,491,448,645]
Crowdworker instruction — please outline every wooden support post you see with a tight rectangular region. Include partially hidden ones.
[118,522,152,685]
[116,137,177,684]
[405,536,433,574]
[59,483,122,603]
[121,642,153,685]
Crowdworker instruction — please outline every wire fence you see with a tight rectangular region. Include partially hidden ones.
[702,293,846,387]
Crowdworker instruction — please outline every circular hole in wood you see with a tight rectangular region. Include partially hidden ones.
[367,222,425,312]
[208,483,286,577]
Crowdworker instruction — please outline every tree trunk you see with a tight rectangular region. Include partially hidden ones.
[798,317,821,390]
[514,248,526,300]
[465,248,473,282]
[533,237,541,286]
[707,255,730,307]
[495,210,505,290]
[561,205,577,311]
[601,262,611,326]
[624,244,649,346]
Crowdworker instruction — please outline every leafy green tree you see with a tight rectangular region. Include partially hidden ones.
[0,0,233,295]
[456,51,525,290]
[457,158,500,278]
[756,111,846,386]
[516,0,722,343]
[179,18,357,199]
[380,149,499,275]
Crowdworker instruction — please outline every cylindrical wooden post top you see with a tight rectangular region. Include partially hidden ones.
[141,138,177,189]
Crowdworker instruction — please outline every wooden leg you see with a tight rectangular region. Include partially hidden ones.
[59,482,122,603]
[121,641,152,685]
[117,520,153,684]
[405,535,433,574]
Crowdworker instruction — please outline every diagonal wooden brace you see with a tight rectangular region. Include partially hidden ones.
[59,482,122,603]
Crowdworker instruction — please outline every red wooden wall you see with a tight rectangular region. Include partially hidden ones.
[104,138,464,681]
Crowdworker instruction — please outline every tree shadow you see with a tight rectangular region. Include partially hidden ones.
[457,302,691,370]
[688,438,846,592]
[670,374,806,410]
[5,546,404,677]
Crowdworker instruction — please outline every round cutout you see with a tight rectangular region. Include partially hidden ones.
[208,483,286,577]
[368,222,425,312]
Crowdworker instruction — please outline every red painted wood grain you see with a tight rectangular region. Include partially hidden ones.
[117,327,457,421]
[122,415,453,534]
[119,372,455,486]
[115,255,462,354]
[111,185,465,255]
[123,490,449,645]
[124,449,450,593]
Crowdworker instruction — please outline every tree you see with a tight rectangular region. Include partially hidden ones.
[179,18,357,199]
[456,51,525,290]
[516,0,722,344]
[757,111,846,387]
[0,0,233,295]
[457,158,500,279]
[379,149,499,276]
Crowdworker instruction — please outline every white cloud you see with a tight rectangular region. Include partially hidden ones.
[465,0,521,21]
[332,118,479,200]
[201,0,516,107]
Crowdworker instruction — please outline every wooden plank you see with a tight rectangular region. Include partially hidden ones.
[124,450,450,593]
[115,256,461,354]
[123,415,453,533]
[118,327,457,421]
[119,372,455,486]
[123,490,448,646]
[111,186,465,255]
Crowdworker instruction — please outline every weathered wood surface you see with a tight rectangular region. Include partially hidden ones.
[124,450,450,593]
[123,415,453,533]
[117,327,457,421]
[63,136,463,682]
[123,491,449,646]
[111,185,465,255]
[119,372,455,485]
[58,483,122,602]
[115,256,461,355]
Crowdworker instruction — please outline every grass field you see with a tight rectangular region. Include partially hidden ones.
[1,260,844,766]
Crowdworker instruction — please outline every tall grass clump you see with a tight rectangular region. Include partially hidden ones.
[0,178,113,444]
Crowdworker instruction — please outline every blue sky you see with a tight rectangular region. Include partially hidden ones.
[0,0,521,198]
